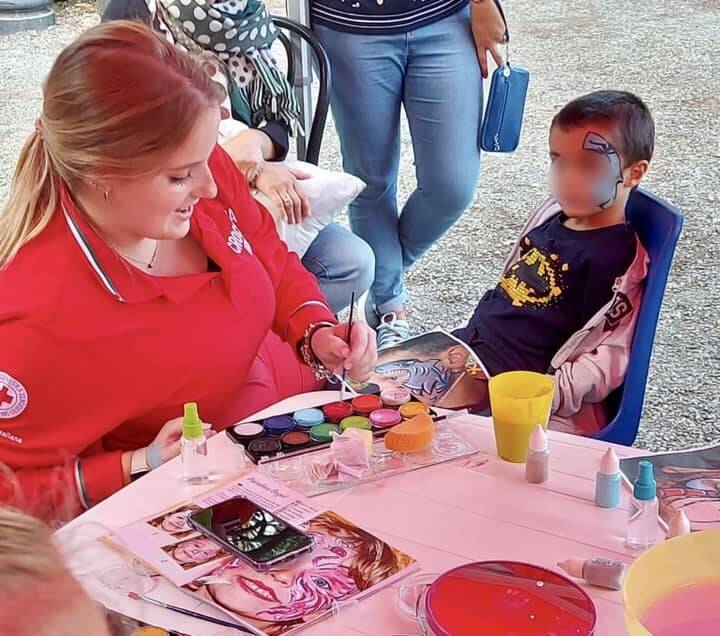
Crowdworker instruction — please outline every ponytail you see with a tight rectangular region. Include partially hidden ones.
[0,127,59,269]
[0,20,225,270]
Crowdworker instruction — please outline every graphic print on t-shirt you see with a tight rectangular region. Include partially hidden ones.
[499,236,570,308]
[226,208,253,256]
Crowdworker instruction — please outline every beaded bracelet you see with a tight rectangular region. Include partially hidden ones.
[299,321,336,381]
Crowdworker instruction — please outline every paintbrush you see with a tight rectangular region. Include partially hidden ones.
[431,410,469,423]
[340,290,356,401]
[127,591,253,633]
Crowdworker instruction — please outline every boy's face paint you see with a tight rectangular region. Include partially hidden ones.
[582,132,624,209]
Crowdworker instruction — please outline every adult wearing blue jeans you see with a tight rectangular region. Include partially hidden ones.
[312,0,506,346]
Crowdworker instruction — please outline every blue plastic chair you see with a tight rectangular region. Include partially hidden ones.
[592,188,684,446]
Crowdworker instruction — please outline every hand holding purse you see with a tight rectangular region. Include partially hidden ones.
[478,0,530,153]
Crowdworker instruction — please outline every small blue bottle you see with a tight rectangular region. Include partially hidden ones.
[595,448,621,508]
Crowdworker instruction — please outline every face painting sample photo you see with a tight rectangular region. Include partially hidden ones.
[350,331,488,408]
[185,511,415,635]
[147,504,201,539]
[162,537,230,570]
[620,444,720,530]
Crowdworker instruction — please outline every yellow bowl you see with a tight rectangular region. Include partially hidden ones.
[622,530,720,635]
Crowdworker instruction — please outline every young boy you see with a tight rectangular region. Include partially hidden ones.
[453,90,654,434]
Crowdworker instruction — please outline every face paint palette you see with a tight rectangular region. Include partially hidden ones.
[225,394,438,465]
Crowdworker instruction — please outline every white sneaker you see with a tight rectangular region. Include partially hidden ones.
[357,288,380,329]
[376,312,411,350]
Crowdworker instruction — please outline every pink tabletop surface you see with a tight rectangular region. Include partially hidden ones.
[55,391,660,636]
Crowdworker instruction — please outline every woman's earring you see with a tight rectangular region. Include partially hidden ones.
[103,189,109,204]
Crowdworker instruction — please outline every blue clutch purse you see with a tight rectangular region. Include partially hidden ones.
[479,0,530,153]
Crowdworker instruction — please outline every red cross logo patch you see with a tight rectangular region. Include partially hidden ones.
[0,372,28,419]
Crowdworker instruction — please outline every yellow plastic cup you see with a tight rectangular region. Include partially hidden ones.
[489,371,555,463]
[623,530,720,636]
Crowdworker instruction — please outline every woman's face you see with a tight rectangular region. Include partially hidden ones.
[209,531,358,623]
[98,105,220,242]
[161,511,191,534]
[174,538,222,564]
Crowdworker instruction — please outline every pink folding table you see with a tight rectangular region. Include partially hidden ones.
[55,391,658,635]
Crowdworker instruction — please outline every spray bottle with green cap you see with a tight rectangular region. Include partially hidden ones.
[181,402,208,484]
[626,460,659,550]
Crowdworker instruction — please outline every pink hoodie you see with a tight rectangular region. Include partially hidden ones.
[501,197,649,436]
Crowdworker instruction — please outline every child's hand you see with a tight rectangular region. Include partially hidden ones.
[470,0,507,78]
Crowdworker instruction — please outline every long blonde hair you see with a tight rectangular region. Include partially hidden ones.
[0,506,92,634]
[0,20,224,269]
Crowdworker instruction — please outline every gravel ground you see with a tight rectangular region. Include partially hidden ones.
[1,0,718,451]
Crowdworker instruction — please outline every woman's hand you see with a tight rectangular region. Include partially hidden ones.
[470,0,507,78]
[149,416,215,465]
[122,418,215,482]
[222,128,274,182]
[254,163,312,224]
[311,322,378,382]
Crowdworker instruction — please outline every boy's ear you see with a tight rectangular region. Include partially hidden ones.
[625,160,649,188]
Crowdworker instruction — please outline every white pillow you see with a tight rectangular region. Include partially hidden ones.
[253,160,365,256]
[218,118,365,257]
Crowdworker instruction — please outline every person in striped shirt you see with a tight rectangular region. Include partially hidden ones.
[311,0,507,348]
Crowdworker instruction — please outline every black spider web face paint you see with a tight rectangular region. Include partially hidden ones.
[583,132,624,209]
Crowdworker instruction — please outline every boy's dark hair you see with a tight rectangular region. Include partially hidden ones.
[551,90,655,165]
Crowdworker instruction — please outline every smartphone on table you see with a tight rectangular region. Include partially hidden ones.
[188,496,313,571]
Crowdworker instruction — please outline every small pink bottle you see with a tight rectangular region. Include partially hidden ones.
[525,424,549,484]
[668,509,691,538]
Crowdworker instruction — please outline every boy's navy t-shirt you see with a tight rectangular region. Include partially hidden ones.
[454,213,637,376]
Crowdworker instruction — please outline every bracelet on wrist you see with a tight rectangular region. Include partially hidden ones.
[146,444,164,470]
[130,448,151,482]
[299,321,336,381]
[74,459,91,510]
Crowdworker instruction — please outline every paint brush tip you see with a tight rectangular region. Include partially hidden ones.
[127,591,141,600]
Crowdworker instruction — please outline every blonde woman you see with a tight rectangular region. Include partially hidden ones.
[0,21,376,523]
[0,506,111,635]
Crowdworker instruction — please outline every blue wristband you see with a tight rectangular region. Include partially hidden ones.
[146,444,164,470]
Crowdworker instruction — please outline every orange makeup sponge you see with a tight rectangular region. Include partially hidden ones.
[384,413,435,453]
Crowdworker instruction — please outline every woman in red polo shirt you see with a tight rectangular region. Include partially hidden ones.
[0,21,376,523]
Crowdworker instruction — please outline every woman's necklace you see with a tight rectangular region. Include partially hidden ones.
[116,241,160,269]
